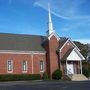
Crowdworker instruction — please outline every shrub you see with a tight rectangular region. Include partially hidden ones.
[0,74,14,81]
[52,69,62,80]
[0,74,41,81]
[82,67,90,78]
[82,61,90,78]
[29,74,41,80]
[42,72,49,80]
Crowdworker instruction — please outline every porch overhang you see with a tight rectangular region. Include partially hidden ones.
[66,48,85,61]
[61,48,85,62]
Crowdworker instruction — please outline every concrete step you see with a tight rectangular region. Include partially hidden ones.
[71,74,88,81]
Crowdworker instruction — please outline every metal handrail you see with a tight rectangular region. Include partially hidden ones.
[64,69,73,79]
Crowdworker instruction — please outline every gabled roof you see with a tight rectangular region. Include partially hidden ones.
[56,37,68,52]
[59,37,68,49]
[57,38,80,52]
[48,32,60,41]
[61,48,85,61]
[61,48,74,60]
[0,33,47,51]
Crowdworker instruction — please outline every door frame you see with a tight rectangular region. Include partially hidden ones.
[67,63,74,75]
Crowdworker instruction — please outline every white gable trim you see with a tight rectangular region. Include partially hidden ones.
[48,32,60,41]
[60,38,80,52]
[69,38,80,51]
[67,48,85,61]
[74,48,85,60]
[0,50,46,55]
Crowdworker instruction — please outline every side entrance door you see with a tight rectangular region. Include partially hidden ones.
[67,63,74,75]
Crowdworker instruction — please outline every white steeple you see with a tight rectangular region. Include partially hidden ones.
[47,3,55,36]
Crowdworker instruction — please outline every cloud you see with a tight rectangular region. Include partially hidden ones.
[34,0,90,32]
[62,19,90,31]
[75,39,90,44]
[34,0,90,20]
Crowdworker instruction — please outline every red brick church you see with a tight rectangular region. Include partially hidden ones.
[0,4,86,80]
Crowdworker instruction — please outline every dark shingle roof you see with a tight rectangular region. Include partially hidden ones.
[56,37,68,52]
[0,33,47,51]
[59,37,68,49]
[61,48,74,60]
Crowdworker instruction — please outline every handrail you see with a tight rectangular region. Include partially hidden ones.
[64,69,73,79]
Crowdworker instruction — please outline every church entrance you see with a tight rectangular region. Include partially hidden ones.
[67,63,74,75]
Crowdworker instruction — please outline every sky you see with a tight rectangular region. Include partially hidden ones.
[0,0,90,44]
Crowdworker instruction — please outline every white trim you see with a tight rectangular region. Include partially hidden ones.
[67,48,85,61]
[48,32,60,41]
[40,61,44,72]
[67,63,74,75]
[40,71,44,72]
[0,50,46,55]
[7,60,13,73]
[60,39,69,52]
[60,39,80,52]
[69,38,80,51]
[22,60,28,73]
[74,48,85,60]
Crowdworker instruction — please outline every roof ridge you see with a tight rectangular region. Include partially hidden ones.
[0,33,46,37]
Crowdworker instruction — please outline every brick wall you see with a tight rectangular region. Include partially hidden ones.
[61,41,73,59]
[44,35,59,78]
[0,53,46,75]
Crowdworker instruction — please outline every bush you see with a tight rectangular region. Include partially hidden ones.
[52,69,62,80]
[0,74,14,81]
[82,67,90,78]
[42,72,49,80]
[29,74,41,80]
[0,74,41,81]
[82,61,90,78]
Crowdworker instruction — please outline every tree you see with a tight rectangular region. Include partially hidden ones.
[74,41,88,59]
[82,61,90,78]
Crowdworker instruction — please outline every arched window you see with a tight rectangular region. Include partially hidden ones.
[22,60,27,72]
[40,61,44,72]
[7,60,13,73]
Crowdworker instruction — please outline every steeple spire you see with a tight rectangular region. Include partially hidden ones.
[47,3,55,36]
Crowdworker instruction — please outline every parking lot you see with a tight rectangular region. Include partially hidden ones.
[0,80,90,90]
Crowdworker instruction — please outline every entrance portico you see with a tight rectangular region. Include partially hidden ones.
[61,48,85,75]
[66,60,82,75]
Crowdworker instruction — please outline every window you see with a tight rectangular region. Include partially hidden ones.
[22,60,27,72]
[7,60,13,73]
[40,61,44,72]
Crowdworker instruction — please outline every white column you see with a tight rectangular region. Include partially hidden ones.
[32,53,34,74]
[80,60,82,74]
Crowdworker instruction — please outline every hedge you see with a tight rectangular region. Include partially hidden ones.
[42,72,49,80]
[0,74,41,81]
[52,69,62,80]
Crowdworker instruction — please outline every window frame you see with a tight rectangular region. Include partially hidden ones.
[40,60,44,72]
[22,60,28,73]
[7,60,13,73]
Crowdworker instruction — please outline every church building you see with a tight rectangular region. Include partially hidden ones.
[0,4,87,80]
